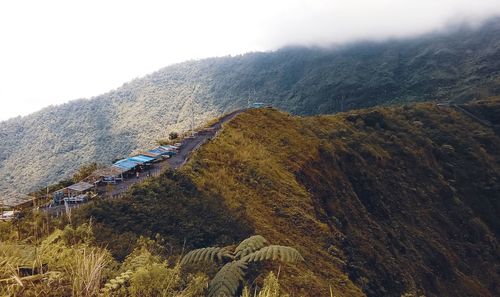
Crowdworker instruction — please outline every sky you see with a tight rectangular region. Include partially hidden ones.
[1,0,500,121]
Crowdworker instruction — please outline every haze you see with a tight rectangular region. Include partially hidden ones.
[1,0,499,121]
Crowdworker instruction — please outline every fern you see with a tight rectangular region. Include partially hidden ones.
[241,245,304,263]
[127,252,151,269]
[208,260,247,297]
[100,269,133,295]
[121,247,159,272]
[182,235,303,297]
[234,235,268,258]
[181,247,232,266]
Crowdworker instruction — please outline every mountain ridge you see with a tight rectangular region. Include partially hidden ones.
[76,98,500,296]
[2,17,500,202]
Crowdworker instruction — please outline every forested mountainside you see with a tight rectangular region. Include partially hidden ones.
[74,98,500,297]
[2,17,500,203]
[1,99,499,296]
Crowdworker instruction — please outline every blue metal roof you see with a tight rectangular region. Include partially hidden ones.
[141,150,161,158]
[149,147,171,155]
[113,159,140,170]
[148,148,164,154]
[112,164,129,170]
[145,149,162,156]
[129,155,155,163]
[250,102,266,108]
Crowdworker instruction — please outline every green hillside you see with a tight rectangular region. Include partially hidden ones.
[38,98,498,297]
[181,101,500,296]
[2,18,500,204]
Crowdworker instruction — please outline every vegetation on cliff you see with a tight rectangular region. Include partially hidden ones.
[183,101,499,296]
[2,98,499,296]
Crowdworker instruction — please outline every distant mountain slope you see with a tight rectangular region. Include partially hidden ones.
[78,99,500,296]
[2,18,500,202]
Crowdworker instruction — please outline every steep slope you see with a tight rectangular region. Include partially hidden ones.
[78,99,500,296]
[183,101,500,296]
[2,18,500,202]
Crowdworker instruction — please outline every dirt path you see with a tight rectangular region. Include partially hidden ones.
[43,109,245,216]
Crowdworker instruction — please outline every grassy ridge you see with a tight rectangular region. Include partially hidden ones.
[17,100,498,296]
[183,101,500,296]
[184,109,364,296]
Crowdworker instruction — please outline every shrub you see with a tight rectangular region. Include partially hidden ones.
[169,132,179,140]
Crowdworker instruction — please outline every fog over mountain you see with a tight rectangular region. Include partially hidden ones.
[2,0,500,121]
[1,16,500,204]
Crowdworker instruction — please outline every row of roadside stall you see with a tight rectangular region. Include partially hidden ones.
[51,145,180,205]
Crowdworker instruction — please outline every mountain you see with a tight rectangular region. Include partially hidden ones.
[2,17,500,203]
[76,98,500,296]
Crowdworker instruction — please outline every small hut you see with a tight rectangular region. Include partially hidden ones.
[139,151,163,161]
[113,158,141,170]
[88,166,128,185]
[250,102,266,108]
[128,155,155,165]
[54,181,94,204]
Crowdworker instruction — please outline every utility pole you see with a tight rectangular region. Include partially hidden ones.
[190,86,197,134]
[190,99,195,133]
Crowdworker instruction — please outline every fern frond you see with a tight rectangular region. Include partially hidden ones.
[100,269,133,295]
[240,246,303,263]
[181,247,232,266]
[121,247,159,272]
[207,260,247,297]
[234,235,268,259]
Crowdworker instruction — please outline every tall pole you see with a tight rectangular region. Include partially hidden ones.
[190,99,195,133]
[190,86,197,134]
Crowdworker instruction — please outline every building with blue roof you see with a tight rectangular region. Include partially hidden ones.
[113,159,140,170]
[149,146,177,157]
[128,155,155,164]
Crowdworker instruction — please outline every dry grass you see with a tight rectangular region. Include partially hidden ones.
[241,272,288,297]
[184,109,364,297]
[67,247,109,297]
[183,101,500,296]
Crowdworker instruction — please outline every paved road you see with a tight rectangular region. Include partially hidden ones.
[167,109,245,168]
[42,109,246,216]
[110,108,245,196]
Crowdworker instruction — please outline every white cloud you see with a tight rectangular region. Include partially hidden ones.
[0,0,499,120]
